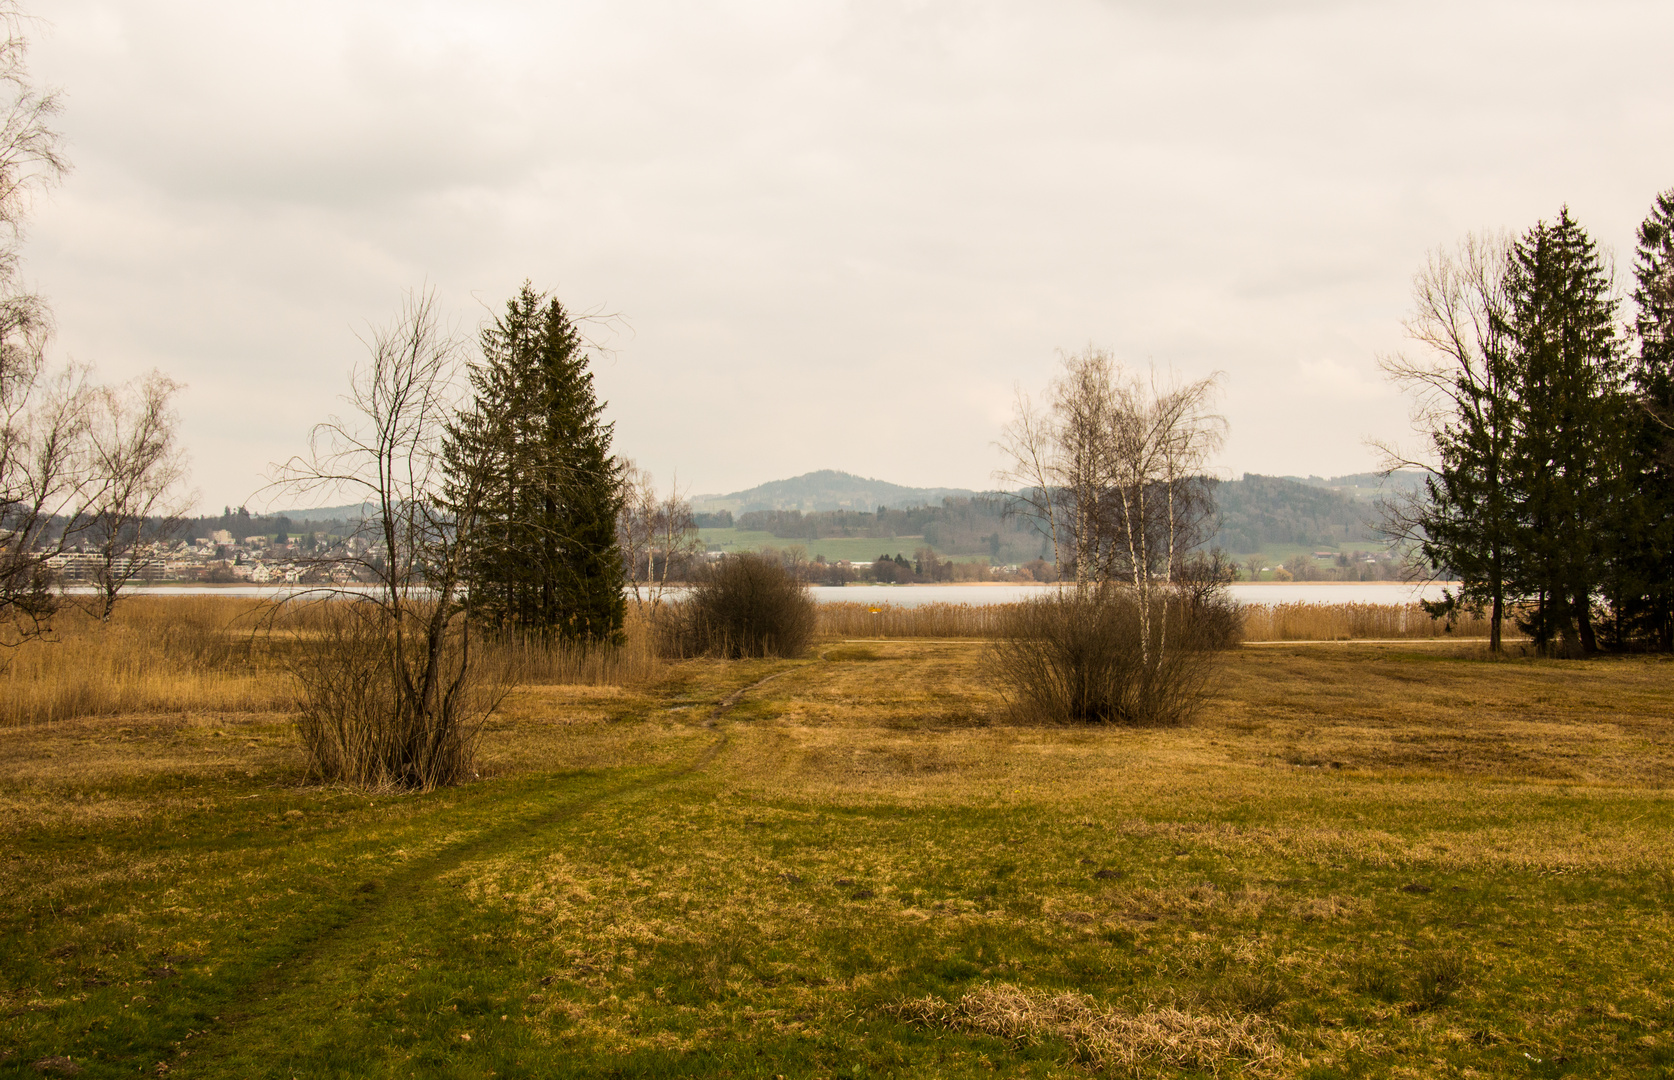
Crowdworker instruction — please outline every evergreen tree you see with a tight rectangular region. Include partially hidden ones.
[448,283,624,643]
[1497,209,1623,655]
[1621,188,1674,650]
[1388,234,1520,652]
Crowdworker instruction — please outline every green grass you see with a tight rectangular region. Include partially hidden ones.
[4,645,1674,1077]
[699,529,990,565]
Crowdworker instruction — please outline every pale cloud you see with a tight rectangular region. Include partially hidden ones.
[23,0,1674,508]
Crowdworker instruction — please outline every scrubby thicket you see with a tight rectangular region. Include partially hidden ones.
[990,586,1240,725]
[654,553,816,659]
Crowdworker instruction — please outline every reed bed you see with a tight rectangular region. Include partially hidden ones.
[816,599,1475,643]
[0,596,294,726]
[1240,600,1486,641]
[486,606,663,686]
[816,600,1018,638]
[1,595,664,727]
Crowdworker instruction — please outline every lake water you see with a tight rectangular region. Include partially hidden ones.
[105,581,1454,607]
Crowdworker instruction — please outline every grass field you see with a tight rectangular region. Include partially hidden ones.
[4,629,1673,1078]
[698,529,992,566]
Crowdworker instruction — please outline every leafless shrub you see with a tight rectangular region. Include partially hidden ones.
[887,982,1286,1078]
[991,586,1223,725]
[287,598,496,789]
[658,553,815,659]
[271,291,501,790]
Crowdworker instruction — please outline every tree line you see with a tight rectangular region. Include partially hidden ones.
[1383,194,1674,655]
[721,475,1395,560]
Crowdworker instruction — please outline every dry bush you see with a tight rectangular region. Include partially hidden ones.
[887,982,1285,1077]
[287,598,501,790]
[1242,601,1493,641]
[659,554,815,659]
[990,587,1224,725]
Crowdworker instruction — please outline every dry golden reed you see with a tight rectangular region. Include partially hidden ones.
[816,600,1016,638]
[1239,601,1489,641]
[818,598,1473,643]
[0,595,293,726]
[1,595,664,727]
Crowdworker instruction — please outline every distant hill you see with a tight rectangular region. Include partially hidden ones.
[1284,470,1429,502]
[691,470,981,514]
[1214,474,1390,552]
[248,501,378,521]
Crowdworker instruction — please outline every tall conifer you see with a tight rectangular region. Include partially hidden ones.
[1622,188,1674,649]
[1497,209,1622,655]
[448,283,624,643]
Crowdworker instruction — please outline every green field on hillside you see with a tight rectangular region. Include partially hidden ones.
[699,529,992,565]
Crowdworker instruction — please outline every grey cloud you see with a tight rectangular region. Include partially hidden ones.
[22,0,1674,507]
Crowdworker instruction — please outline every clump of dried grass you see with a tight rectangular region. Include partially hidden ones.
[887,982,1287,1077]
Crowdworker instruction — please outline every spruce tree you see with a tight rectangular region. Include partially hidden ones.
[448,283,624,644]
[1497,209,1623,655]
[1395,234,1520,652]
[1623,188,1674,650]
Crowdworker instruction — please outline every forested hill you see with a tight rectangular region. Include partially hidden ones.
[691,470,979,514]
[1212,474,1390,552]
[696,470,1412,559]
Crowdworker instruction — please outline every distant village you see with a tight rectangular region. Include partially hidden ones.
[46,530,374,586]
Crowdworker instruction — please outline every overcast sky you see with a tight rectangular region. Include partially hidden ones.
[23,0,1674,511]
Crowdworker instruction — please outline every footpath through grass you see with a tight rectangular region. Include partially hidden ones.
[2,643,1673,1078]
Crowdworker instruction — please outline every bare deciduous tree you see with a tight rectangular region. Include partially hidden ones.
[1,359,93,640]
[84,371,192,620]
[999,348,1224,599]
[272,290,502,790]
[617,462,701,615]
[1375,232,1516,652]
[0,0,76,643]
[995,349,1228,724]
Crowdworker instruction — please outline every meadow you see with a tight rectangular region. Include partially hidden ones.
[697,530,993,566]
[2,598,1671,1078]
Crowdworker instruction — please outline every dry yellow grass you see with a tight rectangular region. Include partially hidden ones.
[0,595,667,727]
[0,596,293,726]
[887,983,1286,1077]
[3,636,1673,1076]
[1240,600,1494,641]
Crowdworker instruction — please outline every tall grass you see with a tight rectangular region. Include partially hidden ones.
[1240,601,1489,641]
[817,601,1018,638]
[0,595,665,727]
[819,600,1477,642]
[486,607,663,685]
[0,596,293,726]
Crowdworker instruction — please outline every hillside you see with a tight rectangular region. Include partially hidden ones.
[690,470,980,514]
[1213,473,1389,552]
